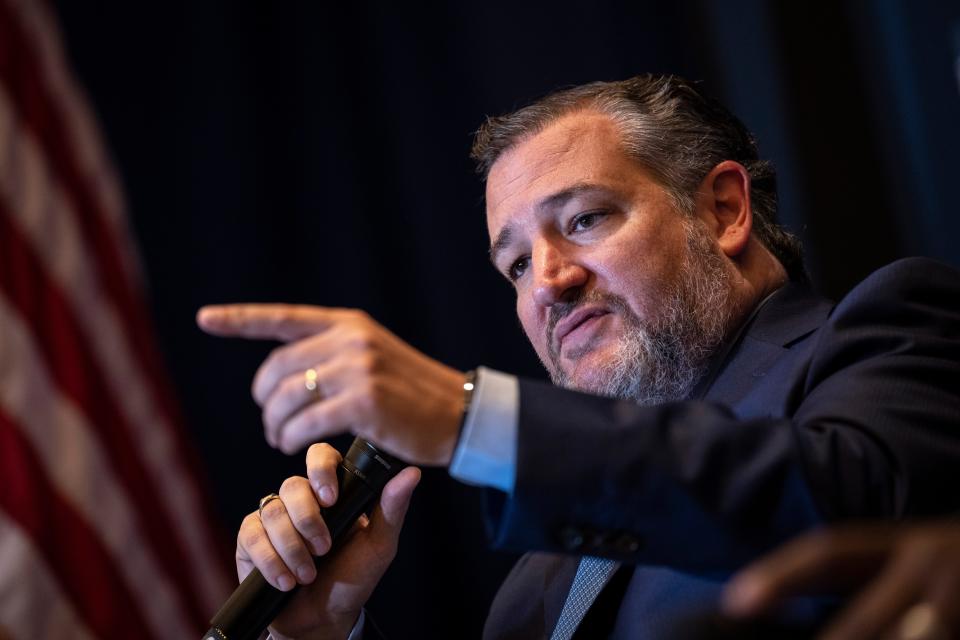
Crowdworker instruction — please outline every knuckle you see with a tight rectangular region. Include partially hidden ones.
[308,442,338,461]
[356,351,380,376]
[260,500,285,521]
[251,372,270,405]
[291,512,324,538]
[316,460,338,480]
[278,538,308,560]
[353,385,377,416]
[308,454,339,478]
[347,326,376,351]
[279,476,307,496]
[261,405,279,431]
[306,398,327,423]
[263,557,290,581]
[240,527,265,551]
[366,377,389,408]
[266,345,287,369]
[348,308,371,324]
[279,439,301,456]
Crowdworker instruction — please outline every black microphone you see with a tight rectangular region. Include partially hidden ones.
[202,437,404,640]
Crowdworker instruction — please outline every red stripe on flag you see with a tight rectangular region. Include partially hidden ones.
[0,0,220,539]
[0,203,210,628]
[0,406,160,640]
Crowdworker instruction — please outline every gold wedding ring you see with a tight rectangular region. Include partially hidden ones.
[304,368,321,398]
[258,493,281,518]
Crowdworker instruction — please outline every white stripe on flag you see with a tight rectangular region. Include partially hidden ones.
[0,511,97,640]
[0,84,229,611]
[0,295,197,640]
[6,0,142,283]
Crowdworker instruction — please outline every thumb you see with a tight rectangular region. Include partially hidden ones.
[367,466,421,546]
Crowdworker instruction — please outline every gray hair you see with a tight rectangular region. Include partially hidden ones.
[470,74,807,282]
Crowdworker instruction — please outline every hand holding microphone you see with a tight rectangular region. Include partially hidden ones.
[206,441,420,640]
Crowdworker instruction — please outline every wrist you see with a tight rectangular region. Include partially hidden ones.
[451,369,476,457]
[443,369,475,466]
[426,366,472,467]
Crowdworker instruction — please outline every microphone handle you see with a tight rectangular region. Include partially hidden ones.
[203,439,401,640]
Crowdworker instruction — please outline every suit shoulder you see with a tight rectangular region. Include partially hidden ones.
[822,258,960,347]
[854,257,960,292]
[836,258,960,311]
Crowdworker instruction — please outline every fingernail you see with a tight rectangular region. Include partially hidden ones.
[319,485,336,506]
[311,536,330,555]
[296,564,316,584]
[277,575,295,591]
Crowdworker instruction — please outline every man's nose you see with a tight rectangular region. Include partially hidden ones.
[531,243,588,307]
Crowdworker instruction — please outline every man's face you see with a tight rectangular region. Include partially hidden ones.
[486,111,733,400]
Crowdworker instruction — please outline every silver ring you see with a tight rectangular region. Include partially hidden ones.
[898,603,949,640]
[258,493,281,518]
[304,368,322,399]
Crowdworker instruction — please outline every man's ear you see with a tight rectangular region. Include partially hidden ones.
[694,160,752,258]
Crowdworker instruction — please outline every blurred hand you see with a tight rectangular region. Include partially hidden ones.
[722,522,960,639]
[237,443,421,640]
[198,304,465,466]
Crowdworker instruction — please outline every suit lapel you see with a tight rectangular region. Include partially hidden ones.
[484,552,580,639]
[701,283,832,404]
[543,553,580,635]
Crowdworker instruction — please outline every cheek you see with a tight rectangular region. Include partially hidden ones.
[595,234,685,316]
[517,298,548,355]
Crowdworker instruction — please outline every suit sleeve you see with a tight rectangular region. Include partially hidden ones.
[482,258,960,573]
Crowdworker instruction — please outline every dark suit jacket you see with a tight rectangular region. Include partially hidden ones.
[481,258,960,639]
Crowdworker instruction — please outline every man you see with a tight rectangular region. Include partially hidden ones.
[198,75,960,638]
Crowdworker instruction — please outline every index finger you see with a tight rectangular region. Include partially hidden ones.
[306,443,344,507]
[197,304,343,341]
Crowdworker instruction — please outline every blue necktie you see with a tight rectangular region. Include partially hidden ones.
[550,556,621,640]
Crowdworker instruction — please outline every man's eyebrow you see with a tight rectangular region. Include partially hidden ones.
[489,224,515,268]
[488,183,611,267]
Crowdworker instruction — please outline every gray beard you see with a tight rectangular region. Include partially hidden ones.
[547,220,734,405]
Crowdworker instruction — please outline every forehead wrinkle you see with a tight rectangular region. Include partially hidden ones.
[486,153,570,265]
[487,133,579,212]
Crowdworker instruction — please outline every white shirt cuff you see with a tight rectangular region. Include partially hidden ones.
[448,367,518,494]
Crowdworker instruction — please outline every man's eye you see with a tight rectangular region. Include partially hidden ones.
[507,256,529,281]
[570,211,605,232]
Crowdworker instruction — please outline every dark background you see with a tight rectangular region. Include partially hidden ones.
[52,0,960,636]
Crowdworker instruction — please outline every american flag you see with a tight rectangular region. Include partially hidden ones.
[0,1,230,638]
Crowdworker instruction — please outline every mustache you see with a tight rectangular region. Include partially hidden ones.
[546,290,635,360]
